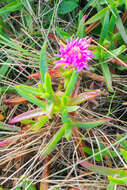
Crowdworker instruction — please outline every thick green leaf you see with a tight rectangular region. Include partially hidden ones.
[42,126,65,156]
[15,86,46,108]
[15,85,42,97]
[16,187,21,190]
[64,122,72,141]
[108,175,127,185]
[69,90,102,106]
[66,106,79,112]
[40,42,48,83]
[9,108,44,123]
[80,161,127,177]
[72,118,111,129]
[58,1,78,15]
[45,73,53,96]
[21,120,35,125]
[32,115,49,131]
[0,0,13,3]
[62,110,69,123]
[120,149,127,163]
[45,102,54,117]
[95,45,126,72]
[62,110,72,140]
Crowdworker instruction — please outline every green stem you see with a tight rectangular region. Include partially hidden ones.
[64,71,78,97]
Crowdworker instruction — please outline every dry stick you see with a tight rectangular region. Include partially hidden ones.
[40,156,50,190]
[0,132,46,185]
[84,71,105,83]
[27,150,65,189]
[85,21,100,34]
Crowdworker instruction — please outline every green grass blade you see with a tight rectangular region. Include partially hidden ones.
[0,64,10,80]
[85,7,109,25]
[40,42,48,84]
[76,11,86,38]
[112,8,127,44]
[101,63,113,92]
[99,10,110,44]
[108,14,116,34]
[115,14,127,44]
[0,86,16,94]
[98,10,113,92]
[0,0,21,15]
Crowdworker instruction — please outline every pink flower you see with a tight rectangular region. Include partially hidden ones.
[54,37,94,72]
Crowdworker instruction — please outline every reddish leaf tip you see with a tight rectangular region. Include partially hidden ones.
[8,119,14,124]
[0,140,11,146]
[104,117,112,121]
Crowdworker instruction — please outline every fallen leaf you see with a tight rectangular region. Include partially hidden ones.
[4,97,27,105]
[110,58,127,68]
[0,113,4,121]
[85,21,100,34]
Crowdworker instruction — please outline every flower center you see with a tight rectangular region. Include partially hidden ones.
[69,46,82,59]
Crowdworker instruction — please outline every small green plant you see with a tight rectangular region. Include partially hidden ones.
[8,17,111,157]
[0,0,127,189]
